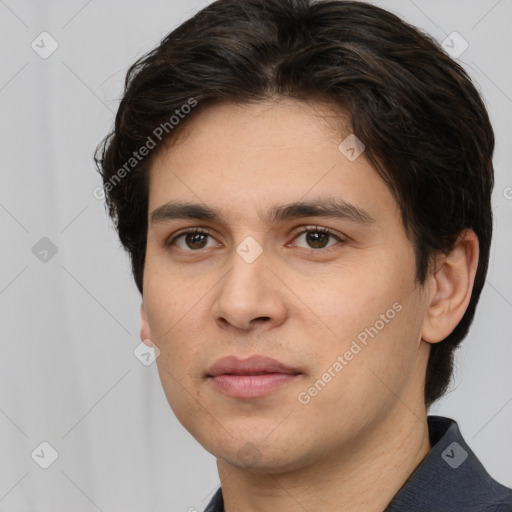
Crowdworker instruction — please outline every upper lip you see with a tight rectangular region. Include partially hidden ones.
[207,355,301,377]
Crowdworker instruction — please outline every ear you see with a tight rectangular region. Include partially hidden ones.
[421,229,479,344]
[140,301,154,347]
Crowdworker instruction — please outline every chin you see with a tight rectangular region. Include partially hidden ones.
[208,436,314,474]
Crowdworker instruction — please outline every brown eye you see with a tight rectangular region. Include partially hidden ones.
[184,232,209,249]
[169,229,217,251]
[293,227,343,250]
[305,230,330,248]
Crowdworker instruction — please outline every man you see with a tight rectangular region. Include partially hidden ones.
[95,0,512,510]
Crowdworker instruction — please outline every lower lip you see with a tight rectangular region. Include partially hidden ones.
[209,373,300,398]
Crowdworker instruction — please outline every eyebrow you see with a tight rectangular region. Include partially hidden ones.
[150,198,375,226]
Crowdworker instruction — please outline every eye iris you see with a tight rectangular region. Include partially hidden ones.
[186,232,208,249]
[306,231,329,249]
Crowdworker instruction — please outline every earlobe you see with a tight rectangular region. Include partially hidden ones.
[140,301,154,347]
[421,229,479,344]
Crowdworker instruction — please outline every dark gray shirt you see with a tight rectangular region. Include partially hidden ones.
[203,416,512,512]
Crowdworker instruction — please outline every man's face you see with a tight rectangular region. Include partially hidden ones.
[142,98,431,471]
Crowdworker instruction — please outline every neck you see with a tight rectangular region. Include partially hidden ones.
[217,406,431,512]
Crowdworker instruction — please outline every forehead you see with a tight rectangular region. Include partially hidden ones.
[146,98,399,225]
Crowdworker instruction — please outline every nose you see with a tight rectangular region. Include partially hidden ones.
[211,244,287,332]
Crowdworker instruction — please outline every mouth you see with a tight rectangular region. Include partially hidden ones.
[206,355,302,398]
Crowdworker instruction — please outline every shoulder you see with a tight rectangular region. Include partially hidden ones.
[386,416,512,512]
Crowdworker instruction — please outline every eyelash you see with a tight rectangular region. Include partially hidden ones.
[167,226,345,251]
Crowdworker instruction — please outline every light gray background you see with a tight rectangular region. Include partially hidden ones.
[0,1,510,511]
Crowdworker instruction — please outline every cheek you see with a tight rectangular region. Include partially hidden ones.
[294,264,404,342]
[300,254,423,383]
[144,276,209,427]
[144,258,201,332]
[295,296,425,447]
[143,275,207,375]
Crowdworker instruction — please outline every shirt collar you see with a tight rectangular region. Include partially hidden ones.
[384,415,511,511]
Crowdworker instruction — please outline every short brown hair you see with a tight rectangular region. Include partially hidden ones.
[95,0,494,407]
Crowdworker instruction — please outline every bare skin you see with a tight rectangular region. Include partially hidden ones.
[140,98,479,512]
